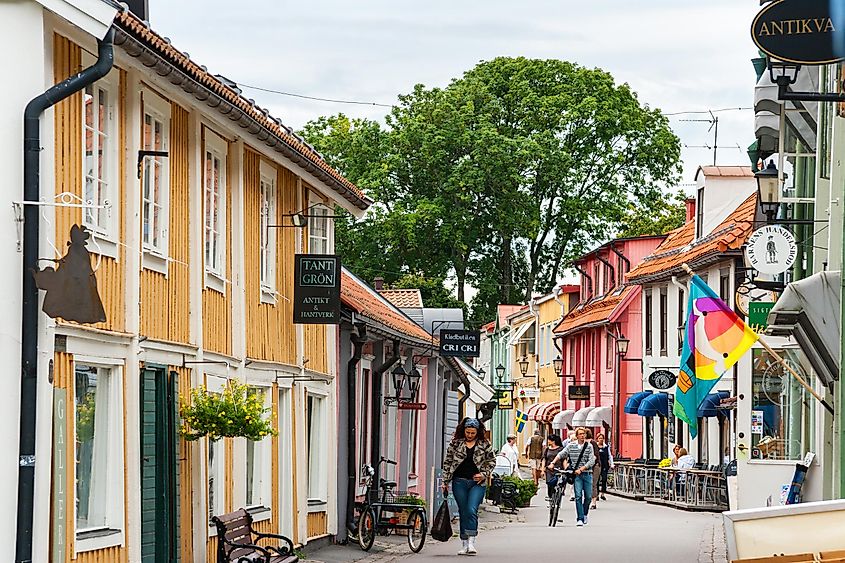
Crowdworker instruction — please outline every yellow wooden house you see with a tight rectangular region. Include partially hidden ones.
[0,3,371,561]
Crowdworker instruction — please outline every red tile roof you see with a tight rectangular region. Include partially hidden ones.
[626,192,758,283]
[378,289,424,308]
[695,166,755,179]
[341,271,431,342]
[113,11,371,211]
[553,285,637,335]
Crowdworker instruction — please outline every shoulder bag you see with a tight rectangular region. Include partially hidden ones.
[561,443,588,485]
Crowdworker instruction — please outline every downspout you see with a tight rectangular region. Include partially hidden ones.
[370,340,400,491]
[596,253,616,291]
[609,243,631,282]
[573,264,593,299]
[345,322,367,537]
[17,29,115,563]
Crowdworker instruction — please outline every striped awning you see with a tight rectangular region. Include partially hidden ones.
[528,401,561,422]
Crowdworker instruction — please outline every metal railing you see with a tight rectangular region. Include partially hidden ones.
[609,462,728,511]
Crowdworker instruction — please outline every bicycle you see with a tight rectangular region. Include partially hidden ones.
[548,468,568,527]
[357,457,427,553]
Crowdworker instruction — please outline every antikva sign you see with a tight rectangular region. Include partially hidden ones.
[751,0,845,65]
[439,329,481,357]
[293,254,341,324]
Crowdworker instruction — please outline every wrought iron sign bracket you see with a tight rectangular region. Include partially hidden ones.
[770,63,845,103]
[11,192,111,252]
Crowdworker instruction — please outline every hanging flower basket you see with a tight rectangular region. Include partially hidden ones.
[179,380,277,442]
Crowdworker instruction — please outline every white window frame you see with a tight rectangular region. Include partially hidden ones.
[307,201,333,255]
[73,361,125,553]
[207,434,226,535]
[204,130,228,289]
[245,387,272,519]
[141,91,171,273]
[81,58,119,253]
[306,393,328,504]
[259,161,277,300]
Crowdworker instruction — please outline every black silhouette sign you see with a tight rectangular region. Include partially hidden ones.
[33,224,106,324]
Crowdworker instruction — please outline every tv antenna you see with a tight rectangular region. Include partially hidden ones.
[680,110,718,166]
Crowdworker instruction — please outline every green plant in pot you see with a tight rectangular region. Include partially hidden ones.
[179,380,277,442]
[502,475,538,507]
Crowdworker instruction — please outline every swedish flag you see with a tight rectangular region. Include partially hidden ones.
[515,409,528,433]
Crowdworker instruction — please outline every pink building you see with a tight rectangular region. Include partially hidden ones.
[553,236,665,458]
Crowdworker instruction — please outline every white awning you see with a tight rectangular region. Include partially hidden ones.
[507,320,534,347]
[455,358,495,404]
[571,406,595,427]
[585,406,613,427]
[552,409,575,430]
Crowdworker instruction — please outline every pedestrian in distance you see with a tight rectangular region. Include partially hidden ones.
[499,433,520,476]
[542,434,564,499]
[524,429,545,486]
[585,428,601,510]
[671,443,682,466]
[595,433,614,501]
[556,427,596,527]
[675,447,696,497]
[442,417,496,556]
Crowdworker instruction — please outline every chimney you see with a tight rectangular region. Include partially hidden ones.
[685,197,696,222]
[373,277,384,291]
[125,0,150,21]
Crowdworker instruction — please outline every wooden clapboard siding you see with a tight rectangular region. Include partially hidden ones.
[243,149,297,364]
[304,325,328,374]
[139,103,191,343]
[306,512,328,539]
[53,34,126,334]
[201,131,233,355]
[174,366,194,561]
[53,351,129,563]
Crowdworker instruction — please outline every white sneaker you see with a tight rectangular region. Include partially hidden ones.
[467,538,477,555]
[458,540,469,555]
[583,516,589,525]
[576,520,584,527]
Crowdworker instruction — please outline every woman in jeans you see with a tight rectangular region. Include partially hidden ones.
[595,433,614,500]
[557,427,596,527]
[442,418,496,555]
[542,434,564,499]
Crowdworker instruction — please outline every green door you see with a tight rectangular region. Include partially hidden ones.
[141,367,179,562]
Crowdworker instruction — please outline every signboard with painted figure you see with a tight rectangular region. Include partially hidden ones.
[648,369,677,390]
[293,254,341,324]
[745,225,798,275]
[497,389,514,410]
[439,329,481,357]
[751,0,845,65]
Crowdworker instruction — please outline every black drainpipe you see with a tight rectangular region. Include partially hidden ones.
[17,29,115,563]
[608,243,630,283]
[573,264,593,299]
[370,340,400,493]
[345,322,367,537]
[596,253,616,291]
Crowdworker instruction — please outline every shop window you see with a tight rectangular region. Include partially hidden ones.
[141,92,170,262]
[358,369,372,482]
[750,348,816,461]
[82,65,119,239]
[605,332,613,369]
[659,287,667,356]
[204,130,227,282]
[246,388,271,512]
[408,409,419,476]
[677,287,685,355]
[306,394,328,502]
[208,433,225,524]
[259,162,277,295]
[719,268,731,303]
[645,291,653,356]
[74,363,124,535]
[697,417,709,465]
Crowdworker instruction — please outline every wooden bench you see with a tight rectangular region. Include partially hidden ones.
[211,509,298,563]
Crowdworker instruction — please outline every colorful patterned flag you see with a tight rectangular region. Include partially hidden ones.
[515,409,528,433]
[676,275,758,438]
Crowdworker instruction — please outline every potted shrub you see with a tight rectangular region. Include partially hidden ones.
[179,380,277,442]
[394,494,426,535]
[502,475,538,508]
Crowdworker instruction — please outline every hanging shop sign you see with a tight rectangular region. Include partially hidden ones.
[497,389,514,410]
[749,301,776,332]
[293,254,341,324]
[568,385,590,400]
[398,402,428,411]
[745,225,797,275]
[439,329,481,357]
[518,387,540,399]
[751,0,845,65]
[648,369,677,391]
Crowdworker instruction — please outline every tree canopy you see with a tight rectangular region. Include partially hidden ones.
[301,57,681,324]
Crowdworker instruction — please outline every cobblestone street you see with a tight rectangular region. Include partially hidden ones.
[307,494,727,563]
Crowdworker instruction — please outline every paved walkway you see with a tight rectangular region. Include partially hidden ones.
[307,493,726,563]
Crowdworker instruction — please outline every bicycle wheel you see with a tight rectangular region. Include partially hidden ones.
[407,508,427,553]
[550,493,562,527]
[358,506,376,551]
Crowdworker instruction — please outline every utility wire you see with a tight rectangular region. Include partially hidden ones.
[663,107,752,116]
[239,83,394,108]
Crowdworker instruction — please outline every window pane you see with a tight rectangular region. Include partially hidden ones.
[75,364,109,530]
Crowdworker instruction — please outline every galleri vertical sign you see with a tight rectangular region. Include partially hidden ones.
[294,254,341,324]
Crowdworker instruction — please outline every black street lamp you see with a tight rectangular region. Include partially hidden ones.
[477,367,486,380]
[518,356,529,376]
[495,363,506,382]
[756,160,783,223]
[615,336,630,358]
[406,368,422,399]
[391,365,407,398]
[553,356,563,377]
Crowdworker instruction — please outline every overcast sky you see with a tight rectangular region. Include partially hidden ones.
[148,0,761,190]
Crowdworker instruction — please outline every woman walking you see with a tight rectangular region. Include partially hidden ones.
[442,418,496,555]
[595,434,614,500]
[542,434,564,499]
[586,429,601,510]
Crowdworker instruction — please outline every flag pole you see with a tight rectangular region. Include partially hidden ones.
[681,262,834,415]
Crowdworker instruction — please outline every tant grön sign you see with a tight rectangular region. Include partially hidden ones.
[751,0,845,65]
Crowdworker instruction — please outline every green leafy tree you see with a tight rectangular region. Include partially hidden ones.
[391,273,466,312]
[615,190,688,238]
